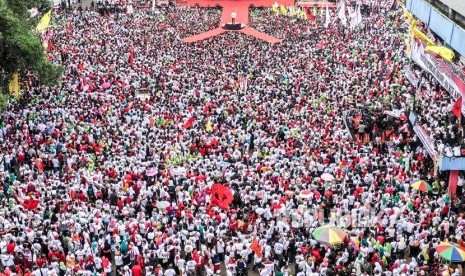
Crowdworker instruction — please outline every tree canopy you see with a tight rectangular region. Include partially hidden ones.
[0,0,62,88]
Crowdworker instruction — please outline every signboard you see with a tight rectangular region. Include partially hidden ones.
[410,37,465,114]
[383,109,402,118]
[413,124,438,157]
[405,67,420,88]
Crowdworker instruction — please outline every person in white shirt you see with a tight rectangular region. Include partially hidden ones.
[164,264,176,276]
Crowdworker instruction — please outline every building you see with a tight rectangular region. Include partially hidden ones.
[406,0,465,197]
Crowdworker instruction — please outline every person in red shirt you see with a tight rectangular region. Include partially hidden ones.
[6,241,15,254]
[131,263,143,276]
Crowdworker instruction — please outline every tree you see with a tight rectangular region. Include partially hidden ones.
[0,0,62,89]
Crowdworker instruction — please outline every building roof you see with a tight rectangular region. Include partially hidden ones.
[439,0,465,18]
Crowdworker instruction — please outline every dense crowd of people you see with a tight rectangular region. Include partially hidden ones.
[1,1,465,276]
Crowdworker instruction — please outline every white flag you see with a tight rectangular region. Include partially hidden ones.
[337,1,347,26]
[356,4,362,25]
[325,5,330,28]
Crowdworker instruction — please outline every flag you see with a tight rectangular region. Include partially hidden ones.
[272,2,280,15]
[377,17,384,28]
[129,47,134,67]
[349,4,362,29]
[300,8,307,20]
[250,239,263,258]
[206,121,213,132]
[36,10,52,33]
[452,97,462,118]
[183,117,195,129]
[312,7,317,17]
[239,76,248,92]
[35,159,44,172]
[425,46,455,62]
[289,6,297,17]
[149,115,155,128]
[412,28,435,46]
[306,8,315,21]
[337,1,347,26]
[280,5,287,15]
[67,21,73,33]
[356,4,362,25]
[324,5,330,28]
[210,183,233,210]
[8,73,19,98]
[23,198,40,210]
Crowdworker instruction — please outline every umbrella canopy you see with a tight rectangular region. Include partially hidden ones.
[300,189,312,199]
[146,168,157,176]
[312,225,347,245]
[217,161,230,168]
[101,82,111,89]
[156,201,170,209]
[320,173,335,182]
[411,179,432,192]
[436,242,465,262]
[170,167,186,176]
[255,207,266,215]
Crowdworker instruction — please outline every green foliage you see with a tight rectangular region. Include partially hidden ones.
[0,88,14,112]
[0,0,61,89]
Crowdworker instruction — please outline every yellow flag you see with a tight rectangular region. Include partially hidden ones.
[8,73,19,98]
[36,10,52,33]
[412,28,435,46]
[312,7,317,16]
[206,121,213,132]
[300,9,307,20]
[425,46,455,61]
[280,5,287,15]
[272,3,280,15]
[290,6,297,17]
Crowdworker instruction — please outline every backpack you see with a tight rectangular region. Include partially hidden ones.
[237,260,246,272]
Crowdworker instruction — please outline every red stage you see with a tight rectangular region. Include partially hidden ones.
[180,0,331,43]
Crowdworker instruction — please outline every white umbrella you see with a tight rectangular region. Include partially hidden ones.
[156,201,170,209]
[321,173,335,182]
[170,167,186,176]
[217,161,230,168]
[146,168,157,176]
[255,208,266,215]
[37,123,46,132]
[300,190,312,199]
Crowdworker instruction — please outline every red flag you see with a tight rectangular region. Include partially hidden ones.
[23,198,40,210]
[250,239,263,258]
[183,117,195,129]
[306,8,315,22]
[452,97,462,117]
[34,159,44,172]
[67,21,73,33]
[47,40,54,51]
[210,184,233,210]
[129,47,134,67]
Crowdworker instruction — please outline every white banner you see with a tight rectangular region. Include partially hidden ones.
[410,38,465,109]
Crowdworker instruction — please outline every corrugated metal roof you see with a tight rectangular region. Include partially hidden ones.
[438,0,465,18]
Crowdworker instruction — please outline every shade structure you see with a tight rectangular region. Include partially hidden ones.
[436,242,465,262]
[321,173,335,182]
[411,179,432,192]
[156,201,170,209]
[300,189,312,199]
[312,225,347,245]
[146,168,157,176]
